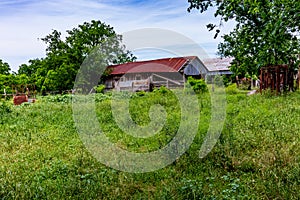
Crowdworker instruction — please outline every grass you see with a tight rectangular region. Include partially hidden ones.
[0,89,300,199]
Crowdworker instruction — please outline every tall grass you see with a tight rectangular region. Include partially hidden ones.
[0,91,299,199]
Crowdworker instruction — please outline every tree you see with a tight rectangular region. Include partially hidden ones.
[0,60,34,94]
[21,20,136,93]
[18,59,42,77]
[0,59,11,75]
[188,0,300,77]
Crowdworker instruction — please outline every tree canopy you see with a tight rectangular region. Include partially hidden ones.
[0,59,11,75]
[188,0,300,76]
[17,20,135,93]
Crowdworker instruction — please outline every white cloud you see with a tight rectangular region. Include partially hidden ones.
[0,0,234,71]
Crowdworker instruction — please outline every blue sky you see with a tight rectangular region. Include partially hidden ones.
[0,0,234,71]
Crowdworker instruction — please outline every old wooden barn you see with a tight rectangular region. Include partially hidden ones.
[102,56,232,91]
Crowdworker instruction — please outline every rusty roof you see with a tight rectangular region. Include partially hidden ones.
[108,56,197,75]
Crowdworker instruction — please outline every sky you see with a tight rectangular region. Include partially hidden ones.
[0,0,234,72]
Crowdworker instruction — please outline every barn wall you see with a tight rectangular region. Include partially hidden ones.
[183,58,209,79]
[103,56,214,91]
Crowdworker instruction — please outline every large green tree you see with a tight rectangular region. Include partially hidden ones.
[19,20,135,93]
[0,59,11,75]
[0,60,12,94]
[188,0,300,76]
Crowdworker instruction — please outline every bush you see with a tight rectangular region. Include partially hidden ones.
[153,86,170,94]
[94,85,105,94]
[226,84,238,95]
[187,77,208,94]
[134,91,146,97]
[40,94,73,103]
[94,93,111,102]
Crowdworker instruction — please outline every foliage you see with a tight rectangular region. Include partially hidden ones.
[17,20,136,93]
[153,85,170,94]
[0,73,34,95]
[252,74,258,81]
[94,84,106,94]
[39,93,111,104]
[188,0,300,77]
[18,59,41,77]
[94,93,111,102]
[0,101,12,124]
[1,91,300,199]
[39,94,73,104]
[187,76,208,93]
[214,75,225,87]
[0,74,13,94]
[239,78,252,90]
[134,90,146,97]
[0,59,11,75]
[225,83,238,95]
[0,61,26,95]
[224,74,233,87]
[0,100,12,114]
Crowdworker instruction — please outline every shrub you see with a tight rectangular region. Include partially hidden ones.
[94,85,106,94]
[94,93,111,102]
[226,84,238,95]
[39,94,73,103]
[187,77,208,94]
[153,86,170,94]
[134,91,146,97]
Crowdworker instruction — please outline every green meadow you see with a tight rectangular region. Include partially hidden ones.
[0,88,300,199]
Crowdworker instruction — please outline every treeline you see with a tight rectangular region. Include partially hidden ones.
[0,59,29,94]
[0,20,135,95]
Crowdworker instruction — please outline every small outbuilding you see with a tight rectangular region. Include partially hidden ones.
[202,57,234,77]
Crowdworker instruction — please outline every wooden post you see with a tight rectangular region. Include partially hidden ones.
[236,75,239,88]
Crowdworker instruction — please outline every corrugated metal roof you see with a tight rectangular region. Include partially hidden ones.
[202,57,233,72]
[108,57,196,75]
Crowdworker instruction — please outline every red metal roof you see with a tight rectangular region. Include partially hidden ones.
[108,56,196,75]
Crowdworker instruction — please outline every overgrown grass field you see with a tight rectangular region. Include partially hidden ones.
[0,89,299,199]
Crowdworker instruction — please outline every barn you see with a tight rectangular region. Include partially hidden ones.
[102,56,232,91]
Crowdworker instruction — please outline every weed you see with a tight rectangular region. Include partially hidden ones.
[0,91,299,199]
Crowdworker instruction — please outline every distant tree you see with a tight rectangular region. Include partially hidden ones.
[188,0,300,77]
[18,59,46,91]
[0,60,12,94]
[18,59,41,77]
[0,59,11,75]
[0,59,36,94]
